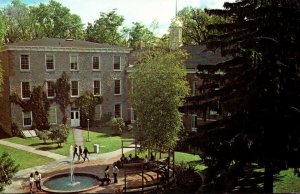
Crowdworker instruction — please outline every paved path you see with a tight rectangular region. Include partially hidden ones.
[72,128,84,146]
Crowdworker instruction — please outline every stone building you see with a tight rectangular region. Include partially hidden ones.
[0,38,131,136]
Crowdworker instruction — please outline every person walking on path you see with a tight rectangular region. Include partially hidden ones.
[113,163,119,183]
[34,171,41,192]
[78,146,84,161]
[83,146,90,162]
[29,173,35,193]
[73,144,79,160]
[104,165,110,178]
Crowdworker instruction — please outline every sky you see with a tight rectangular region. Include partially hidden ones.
[0,0,235,36]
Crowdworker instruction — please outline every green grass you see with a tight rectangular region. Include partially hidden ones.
[0,144,55,170]
[274,169,300,193]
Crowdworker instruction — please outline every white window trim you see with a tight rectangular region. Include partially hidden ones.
[70,55,79,71]
[20,54,30,71]
[192,81,197,96]
[48,106,57,125]
[92,56,101,71]
[191,114,197,131]
[21,81,31,100]
[46,80,56,99]
[130,107,135,123]
[45,54,55,71]
[114,79,122,95]
[70,80,79,98]
[93,79,101,96]
[22,111,32,127]
[113,55,121,71]
[114,103,122,118]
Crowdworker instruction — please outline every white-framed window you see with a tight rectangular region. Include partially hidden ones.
[71,80,79,97]
[21,81,30,99]
[92,56,100,71]
[23,111,32,127]
[47,81,55,98]
[45,54,55,71]
[191,114,197,131]
[20,54,30,71]
[94,104,102,121]
[192,81,197,96]
[114,103,122,118]
[93,80,101,96]
[70,55,78,71]
[114,79,121,95]
[113,56,121,71]
[130,107,136,123]
[48,105,57,124]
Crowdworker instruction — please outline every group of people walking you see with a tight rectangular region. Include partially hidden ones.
[72,144,90,162]
[29,171,41,193]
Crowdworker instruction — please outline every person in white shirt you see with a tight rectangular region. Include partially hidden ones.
[29,173,35,193]
[112,163,119,183]
[34,171,42,191]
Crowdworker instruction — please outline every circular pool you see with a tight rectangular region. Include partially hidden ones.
[42,173,99,193]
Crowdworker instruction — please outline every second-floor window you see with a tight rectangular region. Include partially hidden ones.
[21,81,30,99]
[92,56,100,70]
[70,56,78,70]
[20,54,29,70]
[46,54,54,70]
[113,56,121,70]
[93,80,101,96]
[114,79,121,95]
[71,81,79,97]
[47,81,55,98]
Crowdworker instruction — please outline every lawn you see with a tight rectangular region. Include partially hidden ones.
[5,127,133,156]
[0,144,55,170]
[274,169,300,193]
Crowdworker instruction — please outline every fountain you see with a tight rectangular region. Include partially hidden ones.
[42,145,99,193]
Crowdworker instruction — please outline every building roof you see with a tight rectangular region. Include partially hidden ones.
[1,38,131,53]
[181,45,231,69]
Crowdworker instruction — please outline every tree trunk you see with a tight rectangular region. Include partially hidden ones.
[264,161,273,193]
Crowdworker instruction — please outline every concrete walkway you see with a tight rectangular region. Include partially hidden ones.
[72,128,84,146]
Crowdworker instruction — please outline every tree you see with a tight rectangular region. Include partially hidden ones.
[0,63,3,96]
[49,124,70,147]
[0,152,19,192]
[29,0,84,39]
[183,0,300,192]
[111,117,125,135]
[2,0,32,43]
[85,9,125,45]
[124,22,158,49]
[0,12,7,45]
[55,72,70,124]
[177,7,227,45]
[129,49,190,151]
[74,92,102,127]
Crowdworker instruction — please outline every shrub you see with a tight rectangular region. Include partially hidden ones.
[100,112,112,123]
[35,129,50,144]
[0,152,19,192]
[111,117,125,135]
[11,123,21,137]
[49,125,70,147]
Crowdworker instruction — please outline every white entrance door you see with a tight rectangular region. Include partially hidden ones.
[71,110,80,127]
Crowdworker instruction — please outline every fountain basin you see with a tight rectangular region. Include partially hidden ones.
[42,173,99,193]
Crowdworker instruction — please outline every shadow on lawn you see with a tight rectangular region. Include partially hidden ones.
[29,142,56,146]
[37,145,61,151]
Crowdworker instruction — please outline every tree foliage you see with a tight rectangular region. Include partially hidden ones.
[0,152,19,192]
[177,7,227,45]
[111,117,125,135]
[55,72,70,125]
[85,9,125,45]
[0,63,3,96]
[129,49,190,152]
[182,0,300,192]
[48,124,70,147]
[74,92,103,127]
[0,12,7,45]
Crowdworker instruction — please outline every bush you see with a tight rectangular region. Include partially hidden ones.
[11,123,21,137]
[127,124,134,131]
[49,125,70,147]
[111,117,125,135]
[35,129,50,144]
[100,112,112,123]
[0,152,19,192]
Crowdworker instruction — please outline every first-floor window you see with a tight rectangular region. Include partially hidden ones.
[114,103,122,118]
[71,81,79,97]
[48,106,57,124]
[21,81,30,99]
[191,114,197,131]
[94,104,102,121]
[23,111,32,127]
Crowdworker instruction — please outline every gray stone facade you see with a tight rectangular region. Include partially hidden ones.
[0,38,131,133]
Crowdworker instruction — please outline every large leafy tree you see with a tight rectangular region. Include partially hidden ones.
[123,22,158,49]
[0,152,19,192]
[86,9,125,45]
[0,12,7,45]
[129,49,190,151]
[183,0,300,192]
[29,0,84,39]
[177,7,227,45]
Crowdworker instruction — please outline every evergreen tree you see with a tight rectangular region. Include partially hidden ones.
[0,152,19,192]
[183,0,300,192]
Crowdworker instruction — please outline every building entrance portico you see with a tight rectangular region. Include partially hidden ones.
[71,108,80,127]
